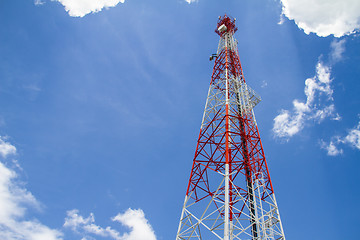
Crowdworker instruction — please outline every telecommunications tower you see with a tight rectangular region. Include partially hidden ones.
[176,15,285,240]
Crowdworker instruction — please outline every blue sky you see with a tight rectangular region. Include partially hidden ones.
[0,0,359,239]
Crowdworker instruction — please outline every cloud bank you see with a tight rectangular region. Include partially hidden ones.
[64,208,157,240]
[0,138,63,240]
[279,0,360,37]
[0,136,156,239]
[55,0,125,17]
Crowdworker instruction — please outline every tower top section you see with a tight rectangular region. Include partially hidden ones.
[215,14,237,36]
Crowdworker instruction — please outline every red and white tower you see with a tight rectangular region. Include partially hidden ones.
[176,15,285,240]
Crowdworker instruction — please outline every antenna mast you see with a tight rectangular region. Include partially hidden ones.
[176,15,286,240]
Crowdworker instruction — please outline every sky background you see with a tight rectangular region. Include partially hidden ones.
[0,0,359,239]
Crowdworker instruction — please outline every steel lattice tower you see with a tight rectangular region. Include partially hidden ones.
[176,15,285,240]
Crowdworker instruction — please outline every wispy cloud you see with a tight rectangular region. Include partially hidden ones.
[321,117,360,156]
[345,123,360,149]
[320,138,343,156]
[64,208,157,240]
[330,39,346,63]
[64,209,121,239]
[273,40,345,139]
[23,84,41,92]
[273,62,338,139]
[279,0,360,37]
[261,80,268,88]
[34,0,45,5]
[53,0,125,17]
[0,137,63,240]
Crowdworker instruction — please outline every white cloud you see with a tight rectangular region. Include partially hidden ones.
[34,0,45,5]
[112,209,156,240]
[273,62,337,139]
[273,39,346,139]
[320,139,343,156]
[64,208,156,240]
[321,121,360,156]
[0,137,16,158]
[321,118,360,156]
[55,0,125,17]
[330,39,346,63]
[0,138,63,240]
[279,0,360,37]
[344,122,360,150]
[64,209,121,239]
[273,106,305,138]
[261,80,268,88]
[184,0,197,3]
